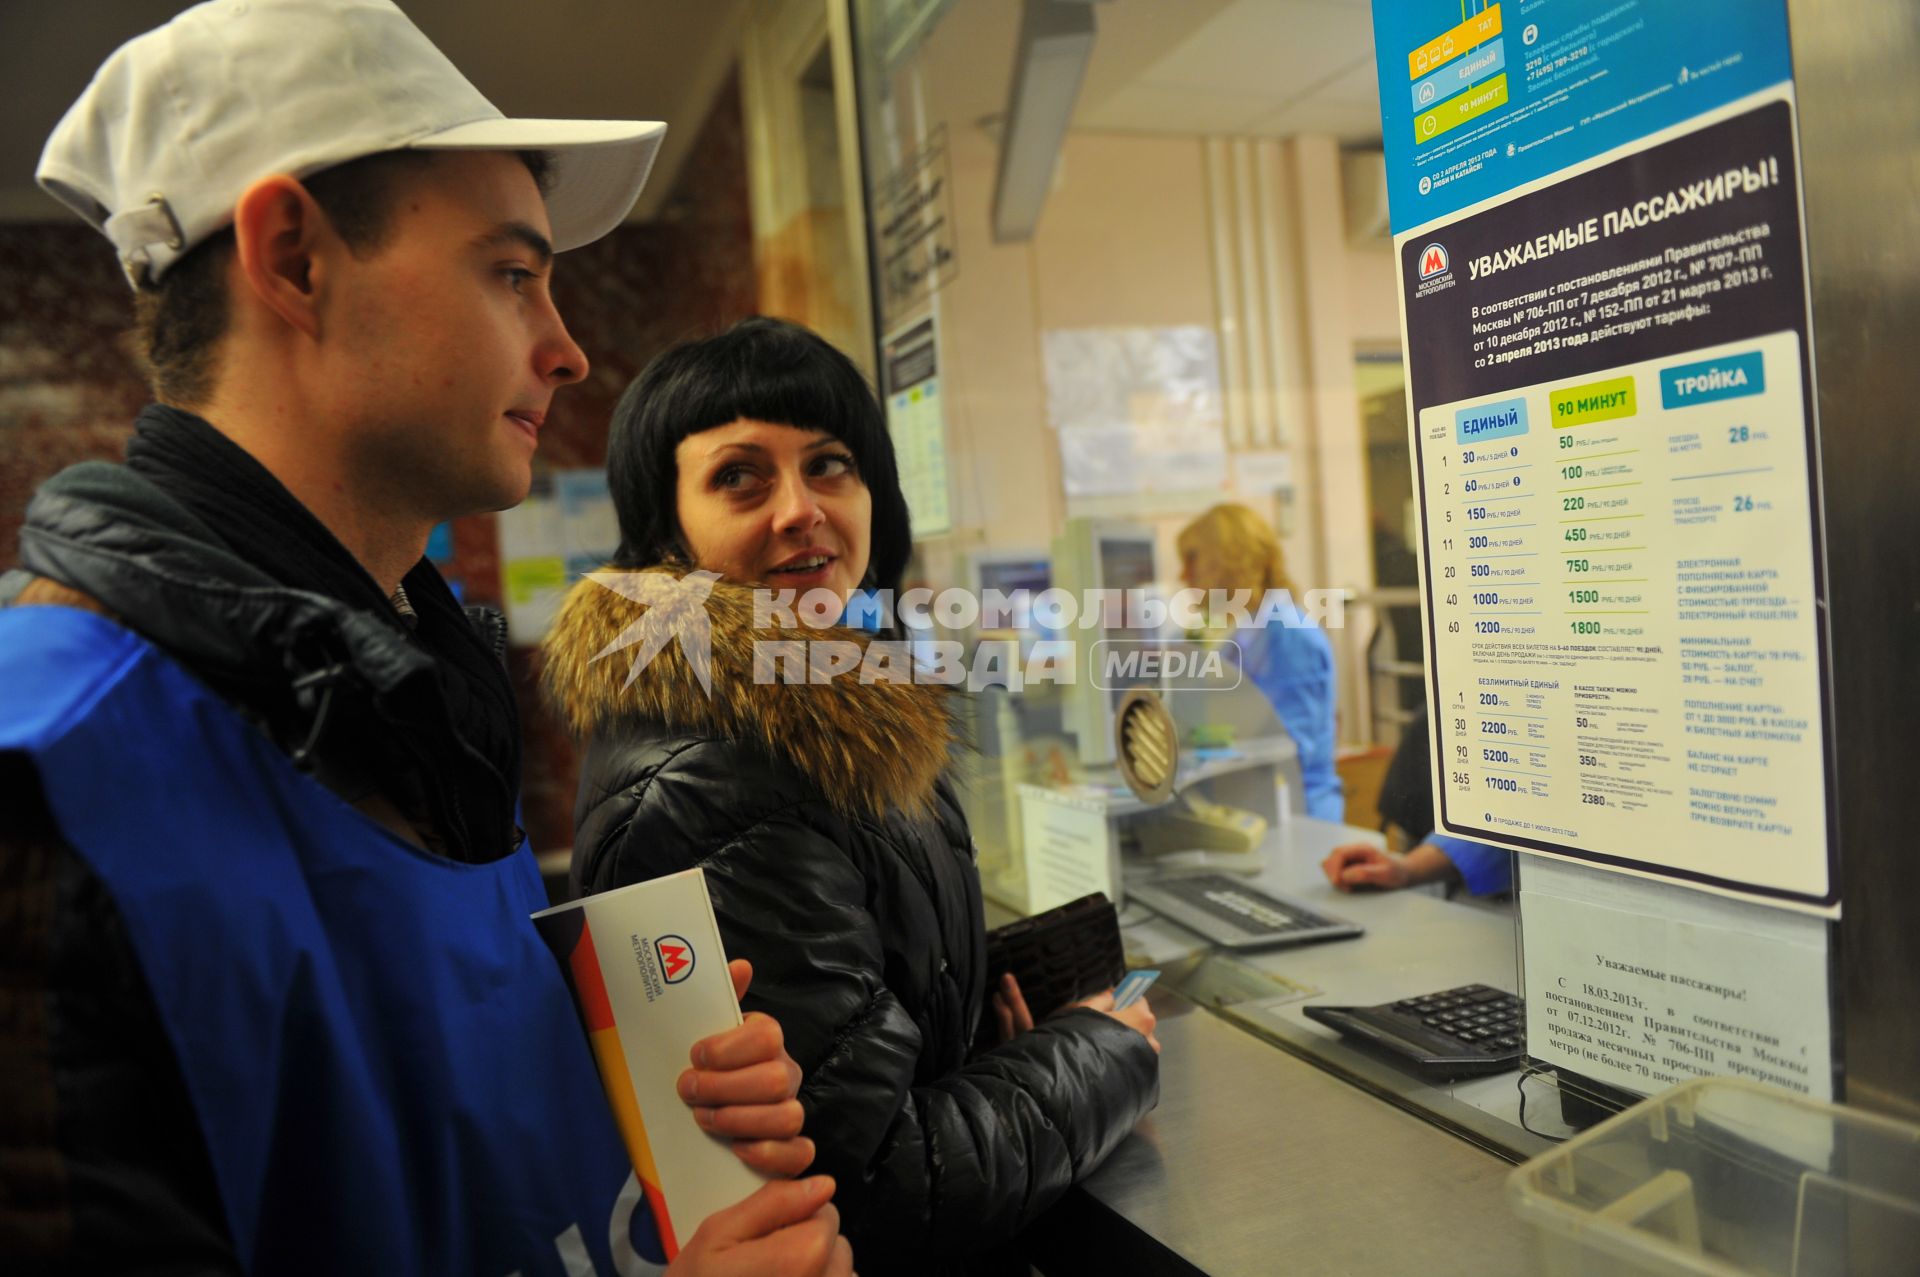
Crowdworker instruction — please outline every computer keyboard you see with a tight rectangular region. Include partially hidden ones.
[1303,983,1526,1080]
[1125,873,1362,949]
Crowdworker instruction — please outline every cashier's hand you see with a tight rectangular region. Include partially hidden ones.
[1075,988,1161,1054]
[667,1175,855,1277]
[1322,843,1411,891]
[678,959,812,1177]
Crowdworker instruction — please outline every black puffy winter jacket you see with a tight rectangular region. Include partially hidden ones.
[546,569,1161,1274]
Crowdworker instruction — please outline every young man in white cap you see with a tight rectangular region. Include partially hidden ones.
[0,3,850,1274]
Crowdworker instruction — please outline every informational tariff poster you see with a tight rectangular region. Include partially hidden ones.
[1372,2,1835,911]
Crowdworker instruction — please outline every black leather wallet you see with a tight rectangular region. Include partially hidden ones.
[974,892,1125,1052]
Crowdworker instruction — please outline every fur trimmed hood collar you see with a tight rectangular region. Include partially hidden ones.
[543,567,956,819]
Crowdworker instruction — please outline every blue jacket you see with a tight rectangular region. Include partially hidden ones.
[1235,610,1347,822]
[1,436,648,1275]
[1,605,644,1275]
[1428,834,1514,895]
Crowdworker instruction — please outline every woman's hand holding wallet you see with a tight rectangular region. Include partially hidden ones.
[993,970,1162,1054]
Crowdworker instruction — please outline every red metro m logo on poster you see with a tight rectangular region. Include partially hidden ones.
[1411,239,1457,300]
[654,935,695,984]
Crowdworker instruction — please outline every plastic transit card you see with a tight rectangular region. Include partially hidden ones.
[1113,969,1161,1011]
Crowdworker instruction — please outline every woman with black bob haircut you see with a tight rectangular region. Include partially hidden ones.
[545,317,1161,1275]
[602,316,914,594]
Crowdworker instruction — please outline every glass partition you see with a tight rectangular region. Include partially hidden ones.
[848,0,1536,1155]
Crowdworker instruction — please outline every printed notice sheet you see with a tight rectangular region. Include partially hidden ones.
[1521,856,1833,1099]
[1397,93,1834,910]
[1018,784,1114,915]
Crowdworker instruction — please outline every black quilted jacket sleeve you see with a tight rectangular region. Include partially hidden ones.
[573,734,1160,1273]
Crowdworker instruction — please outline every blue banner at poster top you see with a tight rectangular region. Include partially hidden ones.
[1371,1,1795,233]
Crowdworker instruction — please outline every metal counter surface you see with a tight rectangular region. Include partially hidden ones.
[1119,818,1566,1157]
[1064,1000,1537,1276]
[1043,817,1550,1274]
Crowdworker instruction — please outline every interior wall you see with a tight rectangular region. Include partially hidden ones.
[0,225,150,564]
[1028,131,1223,586]
[1345,240,1401,348]
[742,0,871,368]
[1279,135,1376,739]
[880,122,1388,741]
[1032,133,1217,330]
[1787,0,1920,1121]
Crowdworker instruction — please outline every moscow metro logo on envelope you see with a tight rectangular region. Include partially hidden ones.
[655,935,695,984]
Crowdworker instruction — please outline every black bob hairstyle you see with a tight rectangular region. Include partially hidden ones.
[606,317,913,595]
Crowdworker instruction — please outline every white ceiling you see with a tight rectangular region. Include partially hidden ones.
[1079,0,1383,143]
[0,0,747,222]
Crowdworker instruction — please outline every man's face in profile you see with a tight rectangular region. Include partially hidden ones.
[319,150,590,521]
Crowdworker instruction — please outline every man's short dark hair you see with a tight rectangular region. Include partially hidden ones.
[131,149,552,407]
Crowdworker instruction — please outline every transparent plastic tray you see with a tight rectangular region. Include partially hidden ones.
[1508,1077,1920,1276]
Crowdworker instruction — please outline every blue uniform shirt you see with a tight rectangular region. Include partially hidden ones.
[1234,609,1346,823]
[1428,833,1513,895]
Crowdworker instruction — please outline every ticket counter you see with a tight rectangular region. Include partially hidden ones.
[1002,815,1543,1275]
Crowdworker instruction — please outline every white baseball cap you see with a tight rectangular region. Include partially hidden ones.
[37,0,667,287]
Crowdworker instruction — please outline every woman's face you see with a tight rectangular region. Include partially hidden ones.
[1179,541,1221,593]
[674,418,872,600]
